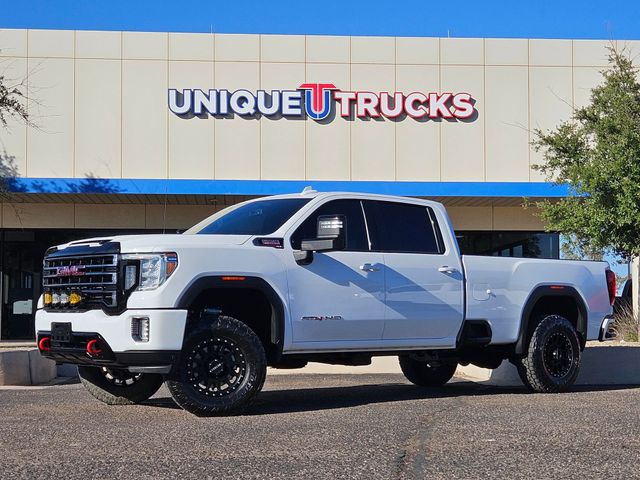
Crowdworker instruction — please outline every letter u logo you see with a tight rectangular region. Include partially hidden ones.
[299,83,337,121]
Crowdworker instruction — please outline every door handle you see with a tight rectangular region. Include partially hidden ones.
[438,265,458,274]
[360,263,380,272]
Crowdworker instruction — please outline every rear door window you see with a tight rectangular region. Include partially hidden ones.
[363,200,442,254]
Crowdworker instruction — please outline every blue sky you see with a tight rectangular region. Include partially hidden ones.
[0,0,639,39]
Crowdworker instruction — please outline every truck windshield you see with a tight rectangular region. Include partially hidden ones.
[186,198,311,235]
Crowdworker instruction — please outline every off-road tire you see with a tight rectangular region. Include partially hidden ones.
[166,315,267,417]
[515,314,581,393]
[78,366,164,405]
[399,355,458,387]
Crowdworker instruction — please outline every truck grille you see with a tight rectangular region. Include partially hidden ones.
[43,254,119,310]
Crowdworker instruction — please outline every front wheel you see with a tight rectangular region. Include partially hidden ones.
[399,355,458,387]
[166,315,267,417]
[515,314,581,393]
[78,366,163,405]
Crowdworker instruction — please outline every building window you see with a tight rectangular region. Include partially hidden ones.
[456,231,559,259]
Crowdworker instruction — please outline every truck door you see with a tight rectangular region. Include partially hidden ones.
[286,199,385,346]
[362,200,464,344]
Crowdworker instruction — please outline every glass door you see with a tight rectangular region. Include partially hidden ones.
[1,231,39,340]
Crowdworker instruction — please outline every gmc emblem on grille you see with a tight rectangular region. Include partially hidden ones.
[56,265,85,276]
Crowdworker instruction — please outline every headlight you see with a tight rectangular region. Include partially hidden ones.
[121,252,178,291]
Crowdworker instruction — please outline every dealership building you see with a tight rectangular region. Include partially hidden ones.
[0,28,628,339]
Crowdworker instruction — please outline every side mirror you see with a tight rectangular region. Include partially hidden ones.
[294,215,346,265]
[301,215,346,252]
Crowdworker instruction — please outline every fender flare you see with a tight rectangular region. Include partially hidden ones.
[175,276,287,354]
[515,285,588,355]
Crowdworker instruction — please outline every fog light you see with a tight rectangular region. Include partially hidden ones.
[44,293,52,305]
[69,292,82,305]
[131,317,150,342]
[59,292,69,305]
[51,293,60,305]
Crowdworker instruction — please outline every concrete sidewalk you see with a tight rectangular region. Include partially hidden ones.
[465,341,640,386]
[0,341,37,350]
[270,342,640,387]
[2,341,638,387]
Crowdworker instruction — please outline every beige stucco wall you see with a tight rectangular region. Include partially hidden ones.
[0,30,630,232]
[447,206,545,231]
[0,201,543,231]
[0,202,219,229]
[0,29,630,185]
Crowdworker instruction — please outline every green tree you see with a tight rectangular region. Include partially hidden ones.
[533,47,640,335]
[559,234,607,262]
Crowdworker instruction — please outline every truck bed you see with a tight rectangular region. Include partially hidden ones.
[461,255,611,344]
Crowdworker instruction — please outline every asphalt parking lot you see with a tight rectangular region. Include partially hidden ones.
[1,374,638,479]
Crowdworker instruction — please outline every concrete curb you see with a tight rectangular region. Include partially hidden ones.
[6,344,638,387]
[268,344,640,387]
[0,375,80,390]
[462,343,640,386]
[0,348,57,386]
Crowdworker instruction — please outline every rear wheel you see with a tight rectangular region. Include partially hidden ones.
[166,315,267,417]
[78,366,163,405]
[515,314,581,393]
[399,355,458,387]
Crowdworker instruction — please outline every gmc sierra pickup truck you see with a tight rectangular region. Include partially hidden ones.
[36,190,616,416]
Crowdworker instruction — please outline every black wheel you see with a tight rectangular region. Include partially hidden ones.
[399,355,458,387]
[78,366,163,405]
[166,315,267,417]
[515,314,581,393]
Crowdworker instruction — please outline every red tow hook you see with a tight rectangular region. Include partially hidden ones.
[38,336,51,352]
[86,339,103,357]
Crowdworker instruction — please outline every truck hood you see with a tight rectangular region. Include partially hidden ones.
[52,234,253,254]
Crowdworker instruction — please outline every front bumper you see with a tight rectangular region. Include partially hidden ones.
[36,332,179,373]
[35,308,187,371]
[599,315,616,341]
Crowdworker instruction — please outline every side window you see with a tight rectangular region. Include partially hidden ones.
[363,200,442,254]
[290,199,369,251]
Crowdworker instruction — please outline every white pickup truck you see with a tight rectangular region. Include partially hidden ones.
[36,190,616,416]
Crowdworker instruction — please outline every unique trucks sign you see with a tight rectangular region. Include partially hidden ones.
[168,83,475,121]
